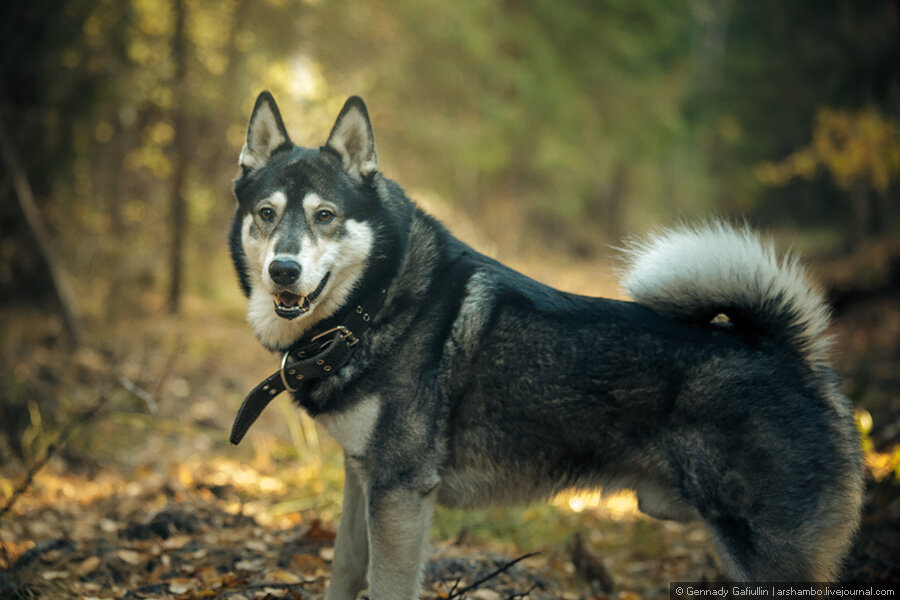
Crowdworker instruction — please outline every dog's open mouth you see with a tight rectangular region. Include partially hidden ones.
[273,272,330,320]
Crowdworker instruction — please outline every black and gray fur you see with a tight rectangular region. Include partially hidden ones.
[229,92,864,599]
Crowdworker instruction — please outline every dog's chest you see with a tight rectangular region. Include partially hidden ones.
[315,394,381,456]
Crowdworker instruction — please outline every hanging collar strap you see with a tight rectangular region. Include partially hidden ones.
[229,288,388,445]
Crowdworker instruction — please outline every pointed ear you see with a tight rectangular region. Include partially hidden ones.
[326,96,378,179]
[239,91,291,172]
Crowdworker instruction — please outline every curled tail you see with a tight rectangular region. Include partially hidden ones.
[622,221,832,369]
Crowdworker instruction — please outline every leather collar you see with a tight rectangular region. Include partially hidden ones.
[229,287,388,445]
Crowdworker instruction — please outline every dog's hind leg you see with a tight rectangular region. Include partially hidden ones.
[712,469,862,582]
[694,463,862,581]
[326,459,370,600]
[668,432,862,581]
[703,505,860,582]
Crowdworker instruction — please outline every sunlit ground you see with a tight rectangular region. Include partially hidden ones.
[2,196,898,598]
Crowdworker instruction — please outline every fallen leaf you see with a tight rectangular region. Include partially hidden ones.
[471,590,502,600]
[169,578,195,594]
[116,549,143,565]
[78,556,101,575]
[195,565,221,584]
[163,534,192,550]
[245,539,268,552]
[264,569,302,584]
[289,553,328,575]
[303,519,336,543]
[99,519,118,533]
[236,559,264,571]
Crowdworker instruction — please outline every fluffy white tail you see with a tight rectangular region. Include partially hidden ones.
[622,221,832,368]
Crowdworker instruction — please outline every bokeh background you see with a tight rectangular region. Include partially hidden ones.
[1,1,899,598]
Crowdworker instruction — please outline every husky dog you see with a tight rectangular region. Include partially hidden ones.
[229,92,863,599]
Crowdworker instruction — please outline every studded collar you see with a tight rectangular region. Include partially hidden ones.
[229,287,388,445]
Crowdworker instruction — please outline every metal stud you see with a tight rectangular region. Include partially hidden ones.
[288,368,296,375]
[316,359,325,365]
[323,365,332,372]
[356,306,363,313]
[296,374,304,380]
[269,389,277,395]
[363,314,370,322]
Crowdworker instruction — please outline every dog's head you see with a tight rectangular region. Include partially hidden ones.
[230,92,386,351]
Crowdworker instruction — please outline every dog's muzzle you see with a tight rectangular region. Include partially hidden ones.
[273,271,330,319]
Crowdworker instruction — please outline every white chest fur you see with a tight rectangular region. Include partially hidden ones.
[316,395,381,457]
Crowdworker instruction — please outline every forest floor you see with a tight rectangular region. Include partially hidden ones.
[1,241,898,600]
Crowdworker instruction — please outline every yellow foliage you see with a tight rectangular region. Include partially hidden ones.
[132,0,173,37]
[151,86,174,109]
[264,61,293,93]
[757,107,900,193]
[227,123,245,150]
[144,120,175,146]
[856,410,900,483]
[189,0,234,75]
[82,13,104,41]
[94,121,114,143]
[60,47,81,69]
[236,30,256,52]
[126,145,172,178]
[856,409,874,454]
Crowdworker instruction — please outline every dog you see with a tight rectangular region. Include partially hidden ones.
[228,91,864,599]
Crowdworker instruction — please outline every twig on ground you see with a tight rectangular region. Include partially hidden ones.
[118,376,160,416]
[507,582,539,599]
[150,336,185,399]
[217,580,314,598]
[444,552,540,599]
[445,576,463,598]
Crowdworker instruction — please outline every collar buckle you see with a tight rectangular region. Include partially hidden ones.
[280,351,298,392]
[310,325,359,347]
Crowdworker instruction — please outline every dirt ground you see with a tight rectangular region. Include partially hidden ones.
[1,247,898,600]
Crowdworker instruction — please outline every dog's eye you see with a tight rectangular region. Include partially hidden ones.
[315,209,335,224]
[258,207,275,222]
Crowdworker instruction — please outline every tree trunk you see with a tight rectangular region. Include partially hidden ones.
[168,0,188,314]
[848,181,869,250]
[0,121,82,346]
[591,162,630,244]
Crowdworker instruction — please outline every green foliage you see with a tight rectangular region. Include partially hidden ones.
[4,0,898,310]
[313,0,697,230]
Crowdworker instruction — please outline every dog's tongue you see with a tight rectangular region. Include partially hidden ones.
[276,291,301,307]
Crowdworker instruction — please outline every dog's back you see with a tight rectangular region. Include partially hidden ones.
[437,221,862,581]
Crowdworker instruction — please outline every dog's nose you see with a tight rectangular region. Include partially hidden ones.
[269,259,301,286]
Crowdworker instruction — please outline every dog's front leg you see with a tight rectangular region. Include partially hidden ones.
[325,458,369,600]
[367,484,437,600]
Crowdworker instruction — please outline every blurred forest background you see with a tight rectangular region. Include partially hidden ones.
[1,0,899,598]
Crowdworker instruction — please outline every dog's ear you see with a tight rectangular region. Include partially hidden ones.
[239,91,291,172]
[326,96,378,179]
